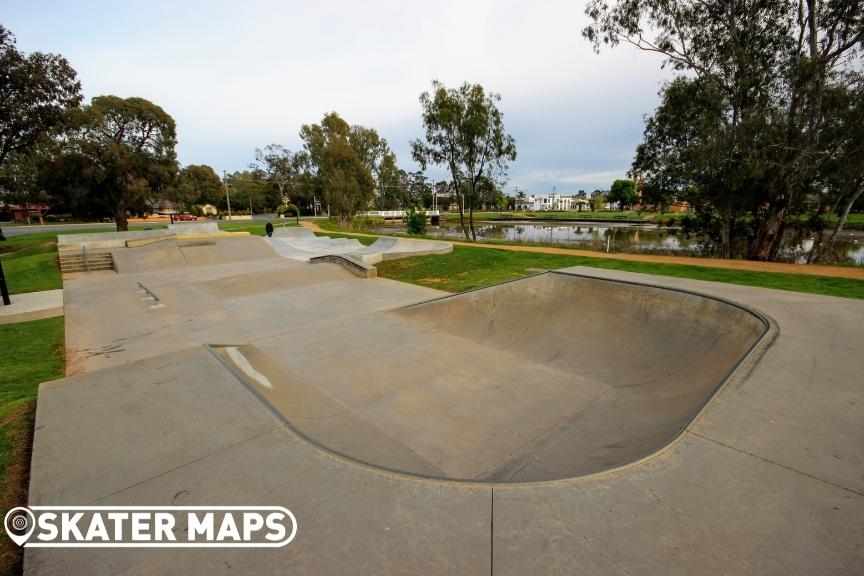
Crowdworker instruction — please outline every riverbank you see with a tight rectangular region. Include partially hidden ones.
[305,219,864,281]
[305,220,864,299]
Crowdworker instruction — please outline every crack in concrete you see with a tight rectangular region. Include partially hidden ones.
[691,432,864,498]
[87,426,282,505]
[536,492,635,576]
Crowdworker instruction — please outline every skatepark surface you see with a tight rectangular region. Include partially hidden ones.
[26,235,864,574]
[214,272,767,481]
[265,226,452,263]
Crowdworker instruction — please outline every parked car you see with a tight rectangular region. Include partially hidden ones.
[174,212,196,221]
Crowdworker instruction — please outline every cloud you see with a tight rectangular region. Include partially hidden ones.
[4,0,676,191]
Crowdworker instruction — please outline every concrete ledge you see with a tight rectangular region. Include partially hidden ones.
[167,221,220,235]
[310,254,377,278]
[125,234,176,248]
[0,289,63,325]
[57,229,170,250]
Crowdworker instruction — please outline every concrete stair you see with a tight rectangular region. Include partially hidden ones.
[58,250,115,273]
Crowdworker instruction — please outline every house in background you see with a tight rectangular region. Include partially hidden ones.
[0,202,51,224]
[515,193,589,211]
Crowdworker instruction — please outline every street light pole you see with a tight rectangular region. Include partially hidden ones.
[0,258,11,306]
[223,171,233,221]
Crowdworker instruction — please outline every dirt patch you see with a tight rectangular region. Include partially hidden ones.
[419,278,448,284]
[0,401,36,575]
[0,247,17,255]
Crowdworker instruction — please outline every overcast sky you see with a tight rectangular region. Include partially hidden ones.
[5,0,675,194]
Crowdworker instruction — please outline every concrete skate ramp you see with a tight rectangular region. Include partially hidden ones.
[167,221,220,234]
[265,233,452,263]
[272,226,315,238]
[221,271,769,482]
[112,236,277,273]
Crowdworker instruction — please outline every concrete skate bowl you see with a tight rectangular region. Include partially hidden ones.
[215,271,770,483]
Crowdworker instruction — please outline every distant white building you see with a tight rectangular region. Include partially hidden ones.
[515,193,589,211]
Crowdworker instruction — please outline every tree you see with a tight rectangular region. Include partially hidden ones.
[584,0,864,261]
[255,144,305,206]
[375,153,410,209]
[608,179,637,211]
[805,77,864,262]
[0,25,82,171]
[167,164,223,209]
[300,112,384,225]
[591,189,607,211]
[61,96,178,230]
[412,81,516,240]
[226,169,273,214]
[405,206,427,235]
[0,25,82,240]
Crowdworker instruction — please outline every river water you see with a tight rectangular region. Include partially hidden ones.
[371,220,864,266]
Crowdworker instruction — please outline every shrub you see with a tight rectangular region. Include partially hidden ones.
[405,206,426,235]
[278,204,299,217]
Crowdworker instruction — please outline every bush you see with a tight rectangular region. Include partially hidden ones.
[405,206,426,235]
[277,204,299,217]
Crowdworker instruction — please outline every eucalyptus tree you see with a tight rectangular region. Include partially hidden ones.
[585,0,864,260]
[0,24,81,239]
[411,81,516,240]
[300,112,383,225]
[255,144,305,206]
[62,96,178,230]
[805,77,864,263]
[167,164,223,209]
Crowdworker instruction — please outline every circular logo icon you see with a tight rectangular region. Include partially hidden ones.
[4,507,35,547]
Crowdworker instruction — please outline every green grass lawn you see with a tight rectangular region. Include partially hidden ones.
[0,317,65,575]
[0,317,64,424]
[375,244,864,298]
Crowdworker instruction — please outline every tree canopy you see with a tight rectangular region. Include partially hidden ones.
[411,81,516,240]
[58,95,178,230]
[608,179,637,210]
[0,25,82,170]
[585,0,864,261]
[299,112,392,224]
[167,164,223,209]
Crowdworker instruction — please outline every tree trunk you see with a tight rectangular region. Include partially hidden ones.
[469,204,476,241]
[750,199,788,261]
[0,226,5,241]
[813,184,864,263]
[456,191,469,241]
[721,214,731,260]
[115,207,129,232]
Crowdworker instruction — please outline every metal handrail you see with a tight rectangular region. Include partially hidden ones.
[135,282,160,304]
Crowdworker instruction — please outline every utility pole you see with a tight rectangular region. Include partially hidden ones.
[223,171,233,221]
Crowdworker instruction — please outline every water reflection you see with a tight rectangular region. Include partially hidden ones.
[371,220,864,266]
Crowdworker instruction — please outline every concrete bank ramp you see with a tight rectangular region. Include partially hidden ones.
[167,221,220,235]
[225,271,769,482]
[272,226,316,239]
[265,233,452,264]
[112,236,278,273]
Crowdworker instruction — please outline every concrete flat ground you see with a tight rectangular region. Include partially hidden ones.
[26,238,864,575]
